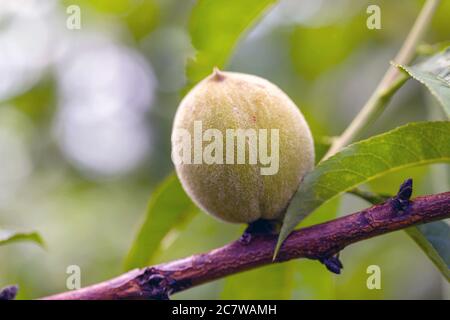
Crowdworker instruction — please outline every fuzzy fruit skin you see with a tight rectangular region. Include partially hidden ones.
[172,70,314,224]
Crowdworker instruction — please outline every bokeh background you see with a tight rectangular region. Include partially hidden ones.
[0,0,449,299]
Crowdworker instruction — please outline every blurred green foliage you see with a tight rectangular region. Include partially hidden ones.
[186,0,276,88]
[124,173,197,269]
[0,0,449,300]
[0,229,44,248]
[291,14,367,80]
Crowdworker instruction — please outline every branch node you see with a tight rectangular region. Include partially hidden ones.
[239,219,278,245]
[138,268,174,300]
[390,178,413,214]
[0,285,18,300]
[319,253,344,275]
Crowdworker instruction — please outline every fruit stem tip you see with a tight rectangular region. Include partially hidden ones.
[211,67,225,81]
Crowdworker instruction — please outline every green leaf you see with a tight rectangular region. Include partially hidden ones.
[0,229,44,247]
[406,222,450,281]
[186,0,276,88]
[124,0,159,41]
[124,173,198,270]
[397,47,450,118]
[276,121,450,257]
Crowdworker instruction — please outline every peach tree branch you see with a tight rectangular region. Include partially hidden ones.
[37,190,450,300]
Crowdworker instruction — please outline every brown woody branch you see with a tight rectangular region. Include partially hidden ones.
[40,191,450,300]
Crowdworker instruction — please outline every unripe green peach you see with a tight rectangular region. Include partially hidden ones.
[171,69,314,224]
